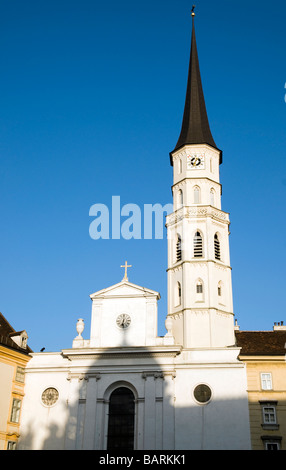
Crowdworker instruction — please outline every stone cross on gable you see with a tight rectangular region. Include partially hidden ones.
[120,261,132,281]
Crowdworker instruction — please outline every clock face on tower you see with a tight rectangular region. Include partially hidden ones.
[116,313,131,329]
[187,153,205,169]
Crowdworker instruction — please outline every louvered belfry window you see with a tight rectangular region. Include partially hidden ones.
[214,234,221,260]
[176,235,182,261]
[193,232,203,257]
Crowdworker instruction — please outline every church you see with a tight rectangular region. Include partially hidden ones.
[18,12,251,450]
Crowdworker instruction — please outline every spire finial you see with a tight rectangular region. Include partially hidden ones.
[191,5,196,17]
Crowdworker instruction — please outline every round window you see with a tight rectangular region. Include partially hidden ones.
[41,387,59,406]
[193,384,212,404]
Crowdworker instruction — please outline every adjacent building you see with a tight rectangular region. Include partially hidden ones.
[0,312,32,450]
[236,323,286,450]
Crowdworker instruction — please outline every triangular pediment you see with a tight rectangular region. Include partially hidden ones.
[90,280,160,300]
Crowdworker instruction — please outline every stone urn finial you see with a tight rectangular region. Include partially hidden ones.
[76,318,85,338]
[165,316,173,336]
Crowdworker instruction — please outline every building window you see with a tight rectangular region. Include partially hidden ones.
[261,373,273,390]
[194,186,201,204]
[178,189,183,208]
[210,188,215,206]
[265,441,280,450]
[263,439,281,450]
[178,158,182,174]
[41,387,59,407]
[214,233,221,260]
[196,281,203,294]
[218,281,222,297]
[193,231,203,258]
[260,401,279,430]
[196,280,204,302]
[7,441,17,450]
[10,398,21,423]
[193,384,212,404]
[176,282,182,306]
[107,387,135,451]
[263,406,276,424]
[176,235,182,262]
[15,366,25,383]
[21,335,27,348]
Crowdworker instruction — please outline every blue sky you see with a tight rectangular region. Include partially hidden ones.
[0,0,286,352]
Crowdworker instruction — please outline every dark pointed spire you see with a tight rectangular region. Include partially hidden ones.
[170,9,222,164]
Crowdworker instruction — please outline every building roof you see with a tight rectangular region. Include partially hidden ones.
[0,312,32,354]
[90,279,160,300]
[235,330,286,356]
[170,14,222,164]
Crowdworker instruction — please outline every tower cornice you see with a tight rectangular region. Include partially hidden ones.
[171,177,222,192]
[165,205,230,227]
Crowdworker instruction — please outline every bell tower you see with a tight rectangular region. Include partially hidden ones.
[166,11,235,348]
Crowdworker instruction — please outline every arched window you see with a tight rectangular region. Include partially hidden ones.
[178,189,183,208]
[107,387,135,450]
[196,280,203,294]
[193,231,203,258]
[176,235,182,262]
[214,233,221,260]
[210,188,215,206]
[218,281,222,297]
[177,282,182,305]
[196,279,204,301]
[178,158,182,174]
[194,186,201,204]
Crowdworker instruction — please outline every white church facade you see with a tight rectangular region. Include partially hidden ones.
[18,12,251,451]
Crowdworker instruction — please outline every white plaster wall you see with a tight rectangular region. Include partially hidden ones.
[18,347,251,451]
[89,283,159,348]
[174,362,251,450]
[91,297,157,348]
[18,353,70,450]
